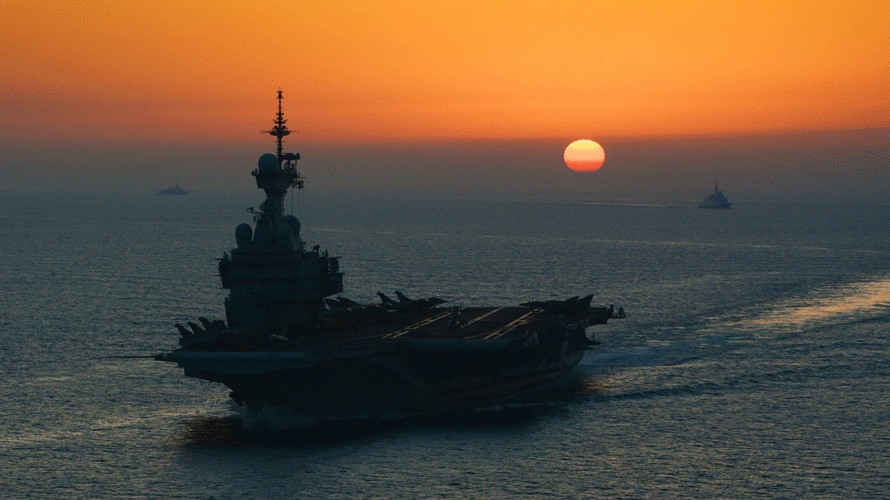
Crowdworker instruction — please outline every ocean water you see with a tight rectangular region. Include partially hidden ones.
[1,190,888,499]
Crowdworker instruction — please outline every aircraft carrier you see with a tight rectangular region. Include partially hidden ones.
[155,91,624,421]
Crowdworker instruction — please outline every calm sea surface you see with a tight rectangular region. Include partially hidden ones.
[1,191,888,499]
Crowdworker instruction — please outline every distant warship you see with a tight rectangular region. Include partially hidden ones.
[698,180,731,209]
[157,182,189,196]
[155,91,623,421]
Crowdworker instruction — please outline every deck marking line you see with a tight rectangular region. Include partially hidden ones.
[385,311,452,338]
[483,309,542,340]
[462,307,506,329]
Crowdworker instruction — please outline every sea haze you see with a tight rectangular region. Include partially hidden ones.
[4,128,890,201]
[1,191,888,498]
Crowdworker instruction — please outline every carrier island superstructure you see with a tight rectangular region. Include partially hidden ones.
[156,91,624,421]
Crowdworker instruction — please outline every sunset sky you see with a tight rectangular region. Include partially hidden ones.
[3,0,889,195]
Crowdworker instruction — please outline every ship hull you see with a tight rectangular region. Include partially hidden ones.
[162,338,587,420]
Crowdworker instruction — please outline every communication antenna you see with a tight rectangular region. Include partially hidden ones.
[263,89,300,160]
[252,90,303,224]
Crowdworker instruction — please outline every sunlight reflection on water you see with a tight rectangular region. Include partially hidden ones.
[728,275,890,336]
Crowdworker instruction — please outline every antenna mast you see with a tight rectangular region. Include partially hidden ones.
[253,90,303,223]
[266,90,291,161]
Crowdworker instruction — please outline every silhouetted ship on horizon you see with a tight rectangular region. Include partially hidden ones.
[154,91,624,423]
[157,182,189,196]
[698,180,731,209]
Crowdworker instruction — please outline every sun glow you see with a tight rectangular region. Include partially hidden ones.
[2,1,888,143]
[564,140,605,172]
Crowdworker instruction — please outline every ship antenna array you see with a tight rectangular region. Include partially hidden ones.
[262,89,304,191]
[264,90,290,160]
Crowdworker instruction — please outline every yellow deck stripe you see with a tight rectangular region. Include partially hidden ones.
[483,309,542,340]
[384,310,452,339]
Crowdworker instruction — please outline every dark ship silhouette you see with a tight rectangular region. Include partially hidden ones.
[157,182,189,196]
[698,180,731,209]
[155,91,624,421]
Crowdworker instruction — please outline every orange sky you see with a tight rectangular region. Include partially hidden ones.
[3,0,889,144]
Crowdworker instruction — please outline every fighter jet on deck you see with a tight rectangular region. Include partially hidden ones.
[520,294,594,312]
[377,291,447,312]
[324,296,362,310]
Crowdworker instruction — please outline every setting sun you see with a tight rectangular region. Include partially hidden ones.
[564,140,605,172]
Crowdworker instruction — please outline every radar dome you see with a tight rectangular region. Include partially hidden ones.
[235,223,253,247]
[258,153,279,173]
[282,215,301,239]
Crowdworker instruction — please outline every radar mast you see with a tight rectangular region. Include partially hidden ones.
[253,90,303,223]
[265,90,292,161]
